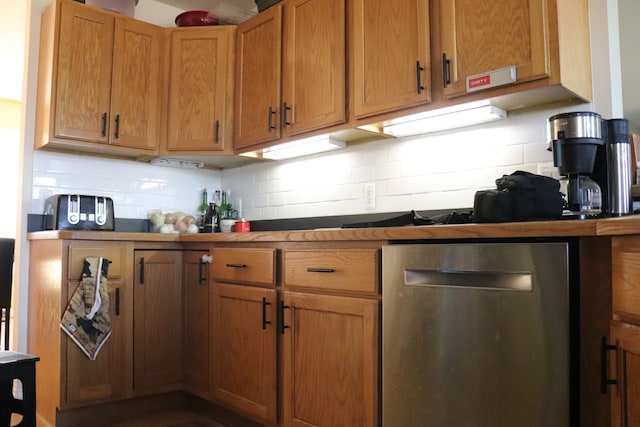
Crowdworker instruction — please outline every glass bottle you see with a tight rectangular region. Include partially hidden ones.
[213,203,221,232]
[198,188,208,232]
[203,202,215,233]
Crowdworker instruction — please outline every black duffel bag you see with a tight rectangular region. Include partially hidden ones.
[473,171,564,222]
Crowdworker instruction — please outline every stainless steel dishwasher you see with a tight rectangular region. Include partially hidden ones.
[382,241,575,426]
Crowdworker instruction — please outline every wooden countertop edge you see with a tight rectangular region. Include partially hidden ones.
[27,215,640,242]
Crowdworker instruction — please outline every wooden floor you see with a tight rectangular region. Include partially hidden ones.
[102,410,228,427]
[9,410,229,427]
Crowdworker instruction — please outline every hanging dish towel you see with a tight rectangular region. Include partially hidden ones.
[61,256,112,360]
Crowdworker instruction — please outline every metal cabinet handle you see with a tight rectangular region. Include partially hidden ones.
[442,53,451,88]
[416,61,425,94]
[214,119,220,144]
[139,258,145,284]
[101,112,107,136]
[115,288,120,315]
[198,259,206,285]
[226,263,247,268]
[306,268,335,273]
[279,300,290,334]
[114,114,120,139]
[600,336,618,393]
[283,102,292,128]
[262,297,272,330]
[268,107,277,132]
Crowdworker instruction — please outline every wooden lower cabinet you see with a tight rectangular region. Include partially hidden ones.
[609,321,640,426]
[28,240,134,425]
[183,248,212,398]
[133,248,183,392]
[280,291,379,427]
[211,283,278,424]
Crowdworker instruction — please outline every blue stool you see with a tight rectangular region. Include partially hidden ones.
[0,352,39,427]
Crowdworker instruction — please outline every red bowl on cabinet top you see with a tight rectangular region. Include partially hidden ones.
[175,10,219,27]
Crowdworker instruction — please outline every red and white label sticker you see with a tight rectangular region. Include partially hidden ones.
[466,66,516,93]
[468,75,491,89]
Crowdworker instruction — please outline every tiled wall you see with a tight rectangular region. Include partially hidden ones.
[222,105,573,221]
[30,103,584,222]
[31,151,222,219]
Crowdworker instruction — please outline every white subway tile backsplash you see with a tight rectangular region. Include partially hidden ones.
[32,151,221,219]
[31,106,580,224]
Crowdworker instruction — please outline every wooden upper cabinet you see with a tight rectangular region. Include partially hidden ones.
[281,0,346,137]
[53,1,115,144]
[234,5,283,150]
[36,0,162,154]
[439,0,549,98]
[235,0,347,151]
[110,18,163,151]
[166,27,235,154]
[352,0,431,119]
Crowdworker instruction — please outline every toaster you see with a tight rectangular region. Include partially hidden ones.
[44,194,115,231]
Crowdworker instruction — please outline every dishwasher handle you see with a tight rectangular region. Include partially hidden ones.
[404,268,532,291]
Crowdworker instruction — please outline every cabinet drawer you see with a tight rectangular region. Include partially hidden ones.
[211,248,276,286]
[283,248,379,294]
[68,245,124,280]
[613,237,640,320]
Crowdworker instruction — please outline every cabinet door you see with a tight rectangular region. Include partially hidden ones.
[54,0,114,143]
[109,18,162,151]
[440,0,550,98]
[133,250,182,391]
[167,27,235,153]
[610,322,640,426]
[281,0,346,136]
[352,0,431,119]
[183,250,210,397]
[211,284,277,424]
[281,291,379,427]
[234,5,283,150]
[64,243,131,407]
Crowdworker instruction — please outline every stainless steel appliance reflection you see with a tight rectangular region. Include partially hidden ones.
[382,242,573,426]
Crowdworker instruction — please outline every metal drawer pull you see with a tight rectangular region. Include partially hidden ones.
[226,263,247,268]
[600,336,618,393]
[262,297,271,330]
[306,268,335,273]
[404,268,532,291]
[115,288,120,316]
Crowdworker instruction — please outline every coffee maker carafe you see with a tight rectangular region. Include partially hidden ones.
[548,111,633,217]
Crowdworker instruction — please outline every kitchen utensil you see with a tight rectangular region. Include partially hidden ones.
[175,10,219,27]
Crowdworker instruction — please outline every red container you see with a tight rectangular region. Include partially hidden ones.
[234,221,250,232]
[175,10,219,27]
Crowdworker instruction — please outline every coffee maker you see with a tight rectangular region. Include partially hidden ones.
[548,111,633,217]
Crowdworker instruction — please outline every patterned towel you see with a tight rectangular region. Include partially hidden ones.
[61,256,112,360]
